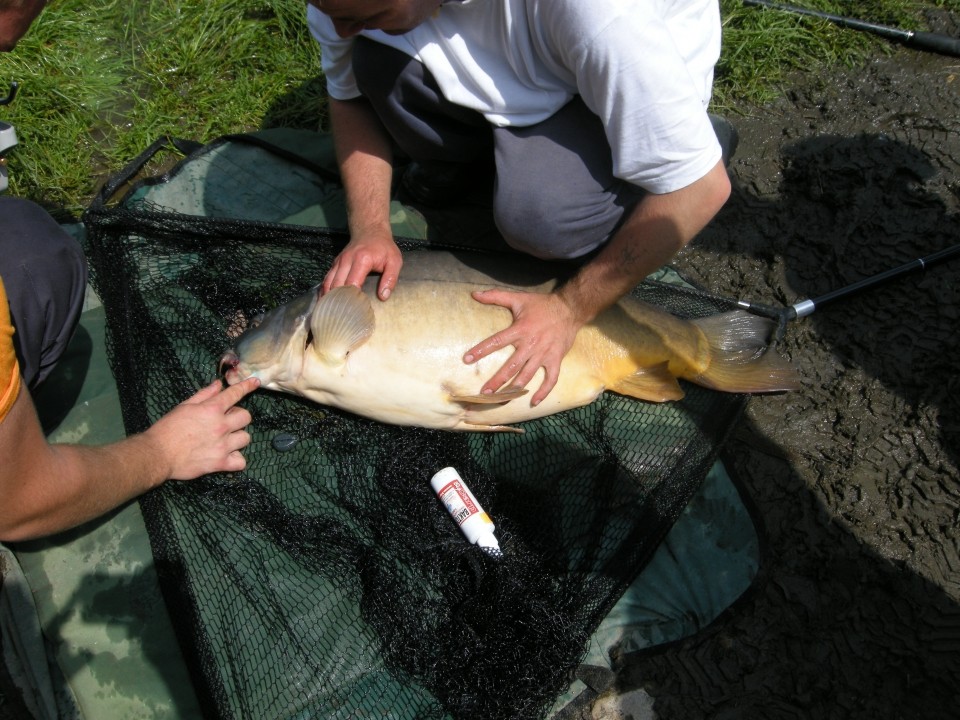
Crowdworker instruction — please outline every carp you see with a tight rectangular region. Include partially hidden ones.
[219,250,798,432]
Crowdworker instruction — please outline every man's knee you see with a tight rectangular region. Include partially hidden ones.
[352,37,490,164]
[493,181,630,261]
[494,192,574,260]
[1,197,82,254]
[0,197,87,387]
[0,197,86,280]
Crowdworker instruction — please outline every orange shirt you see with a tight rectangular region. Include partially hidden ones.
[0,275,22,423]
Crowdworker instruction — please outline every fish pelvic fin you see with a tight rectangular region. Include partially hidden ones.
[449,387,529,405]
[461,421,526,434]
[609,362,685,402]
[689,310,800,393]
[309,286,375,366]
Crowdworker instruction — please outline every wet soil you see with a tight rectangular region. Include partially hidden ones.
[609,21,960,720]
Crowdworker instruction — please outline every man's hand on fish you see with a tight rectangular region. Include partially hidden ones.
[322,230,402,301]
[464,288,581,407]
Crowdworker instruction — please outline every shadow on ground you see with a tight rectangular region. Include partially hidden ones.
[615,47,960,720]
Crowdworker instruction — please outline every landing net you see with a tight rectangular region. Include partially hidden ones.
[82,133,747,720]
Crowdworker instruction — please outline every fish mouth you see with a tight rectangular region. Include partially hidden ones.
[218,351,241,383]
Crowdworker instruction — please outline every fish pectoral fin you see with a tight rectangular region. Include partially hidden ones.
[449,387,529,405]
[309,286,375,366]
[609,362,685,402]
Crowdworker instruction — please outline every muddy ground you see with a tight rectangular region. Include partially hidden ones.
[604,15,960,720]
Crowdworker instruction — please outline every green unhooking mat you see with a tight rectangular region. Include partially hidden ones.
[75,129,753,720]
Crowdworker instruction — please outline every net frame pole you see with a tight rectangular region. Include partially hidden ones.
[743,0,960,57]
[737,243,960,339]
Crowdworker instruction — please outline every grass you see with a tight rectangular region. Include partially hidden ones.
[714,0,960,108]
[1,0,323,216]
[0,0,957,216]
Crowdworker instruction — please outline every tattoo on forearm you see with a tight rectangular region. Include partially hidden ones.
[619,243,641,267]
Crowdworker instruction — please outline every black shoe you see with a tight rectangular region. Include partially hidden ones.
[709,114,739,167]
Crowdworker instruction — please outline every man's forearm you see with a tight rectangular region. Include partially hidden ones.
[557,161,732,324]
[329,97,396,238]
[39,437,167,532]
[0,394,167,542]
[0,378,256,542]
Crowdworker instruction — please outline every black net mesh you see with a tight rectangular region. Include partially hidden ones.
[81,137,748,720]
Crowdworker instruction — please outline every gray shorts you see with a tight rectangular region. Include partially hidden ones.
[0,197,87,389]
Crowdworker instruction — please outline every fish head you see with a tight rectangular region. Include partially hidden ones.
[219,286,321,390]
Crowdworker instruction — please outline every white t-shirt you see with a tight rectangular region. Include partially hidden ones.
[308,0,722,194]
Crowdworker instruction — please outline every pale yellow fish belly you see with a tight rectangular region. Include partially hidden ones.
[301,320,608,430]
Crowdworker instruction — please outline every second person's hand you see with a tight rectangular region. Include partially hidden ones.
[145,376,260,481]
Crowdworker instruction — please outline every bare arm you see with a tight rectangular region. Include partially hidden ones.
[465,160,732,404]
[322,97,402,300]
[0,377,259,542]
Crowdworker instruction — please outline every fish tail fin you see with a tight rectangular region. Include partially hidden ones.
[690,311,800,394]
